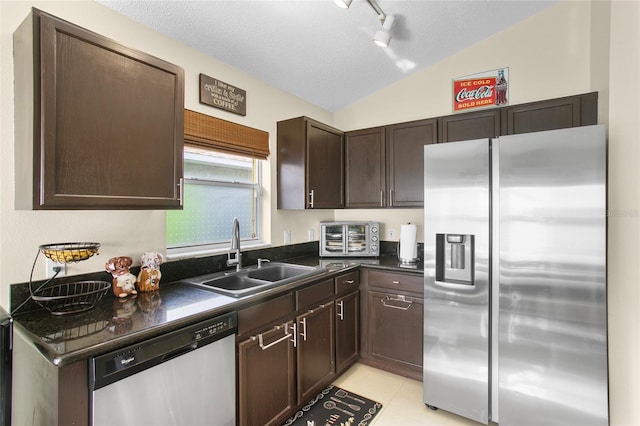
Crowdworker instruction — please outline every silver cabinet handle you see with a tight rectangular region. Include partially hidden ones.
[380,190,384,207]
[291,322,297,348]
[300,317,308,341]
[381,295,412,310]
[308,189,315,208]
[254,324,293,351]
[178,177,184,207]
[390,189,394,207]
[337,300,344,320]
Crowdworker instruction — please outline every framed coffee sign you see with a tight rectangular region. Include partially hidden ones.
[199,73,246,116]
[452,68,509,112]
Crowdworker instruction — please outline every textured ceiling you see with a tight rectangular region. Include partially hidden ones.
[98,0,557,112]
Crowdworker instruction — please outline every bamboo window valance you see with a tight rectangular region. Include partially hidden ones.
[184,109,270,160]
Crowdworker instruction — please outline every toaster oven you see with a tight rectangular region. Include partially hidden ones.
[320,221,380,257]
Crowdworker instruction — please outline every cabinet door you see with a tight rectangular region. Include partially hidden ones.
[367,290,423,374]
[345,127,386,208]
[31,11,184,209]
[387,119,437,207]
[502,95,582,135]
[439,109,501,143]
[306,121,344,208]
[238,322,295,426]
[335,291,359,374]
[296,303,336,404]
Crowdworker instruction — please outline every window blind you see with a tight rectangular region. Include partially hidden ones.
[184,109,270,160]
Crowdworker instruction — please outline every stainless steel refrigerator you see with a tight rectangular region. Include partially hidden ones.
[423,125,608,425]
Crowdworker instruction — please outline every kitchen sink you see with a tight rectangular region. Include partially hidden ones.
[246,263,316,282]
[181,262,323,297]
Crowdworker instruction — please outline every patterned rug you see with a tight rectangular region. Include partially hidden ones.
[282,384,383,426]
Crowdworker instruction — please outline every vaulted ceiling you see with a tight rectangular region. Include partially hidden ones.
[99,0,557,112]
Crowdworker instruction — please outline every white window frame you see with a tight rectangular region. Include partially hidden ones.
[166,151,265,259]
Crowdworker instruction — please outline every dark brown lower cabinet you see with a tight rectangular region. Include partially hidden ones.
[238,321,296,426]
[366,290,423,380]
[296,303,336,404]
[237,273,359,424]
[335,290,359,374]
[360,269,424,380]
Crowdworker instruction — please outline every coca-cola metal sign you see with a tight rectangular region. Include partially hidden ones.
[452,68,509,112]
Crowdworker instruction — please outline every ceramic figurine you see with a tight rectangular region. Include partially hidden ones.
[105,256,138,298]
[137,251,164,292]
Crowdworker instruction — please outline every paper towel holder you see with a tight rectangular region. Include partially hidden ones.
[398,223,419,265]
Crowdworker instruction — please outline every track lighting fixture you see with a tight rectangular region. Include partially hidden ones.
[334,0,352,9]
[335,0,395,48]
[374,14,395,47]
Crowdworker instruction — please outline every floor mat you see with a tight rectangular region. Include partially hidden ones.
[282,384,383,426]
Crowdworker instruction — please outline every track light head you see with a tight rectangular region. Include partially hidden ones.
[374,15,395,47]
[334,0,352,9]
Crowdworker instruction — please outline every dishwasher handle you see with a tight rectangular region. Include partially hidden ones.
[160,342,198,363]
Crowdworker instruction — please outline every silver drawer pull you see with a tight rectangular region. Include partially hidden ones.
[392,280,400,284]
[300,317,308,341]
[256,325,292,351]
[345,280,355,285]
[291,322,298,348]
[381,295,412,310]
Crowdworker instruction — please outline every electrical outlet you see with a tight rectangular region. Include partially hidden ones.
[46,258,66,278]
[308,228,314,241]
[388,228,396,240]
[284,229,291,244]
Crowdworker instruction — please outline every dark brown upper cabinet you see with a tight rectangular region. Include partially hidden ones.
[277,117,344,209]
[386,119,437,207]
[14,9,185,209]
[345,119,436,208]
[345,127,386,208]
[438,109,501,143]
[501,92,598,135]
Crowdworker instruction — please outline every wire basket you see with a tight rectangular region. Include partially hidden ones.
[31,280,111,316]
[39,242,101,263]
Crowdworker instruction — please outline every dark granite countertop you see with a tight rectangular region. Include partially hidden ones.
[12,253,422,367]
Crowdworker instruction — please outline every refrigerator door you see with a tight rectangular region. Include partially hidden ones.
[498,125,608,426]
[424,139,490,424]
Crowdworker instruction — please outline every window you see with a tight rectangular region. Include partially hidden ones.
[167,147,262,253]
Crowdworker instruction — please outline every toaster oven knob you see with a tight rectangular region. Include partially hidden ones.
[371,226,378,233]
[371,245,378,251]
[372,236,378,242]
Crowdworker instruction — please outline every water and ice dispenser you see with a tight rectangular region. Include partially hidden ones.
[435,233,475,286]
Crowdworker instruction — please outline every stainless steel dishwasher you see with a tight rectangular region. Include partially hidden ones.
[90,311,237,426]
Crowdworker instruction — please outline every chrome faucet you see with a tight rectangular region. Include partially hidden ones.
[227,217,242,271]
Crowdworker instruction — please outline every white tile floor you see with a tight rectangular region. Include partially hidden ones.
[332,363,482,426]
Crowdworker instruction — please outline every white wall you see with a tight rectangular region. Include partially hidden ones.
[0,0,335,306]
[607,2,640,425]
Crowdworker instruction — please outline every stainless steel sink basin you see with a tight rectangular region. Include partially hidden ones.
[182,262,323,297]
[246,263,316,282]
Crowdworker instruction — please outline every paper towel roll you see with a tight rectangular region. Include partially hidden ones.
[399,223,418,263]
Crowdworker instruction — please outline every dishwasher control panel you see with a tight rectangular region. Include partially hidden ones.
[193,316,234,341]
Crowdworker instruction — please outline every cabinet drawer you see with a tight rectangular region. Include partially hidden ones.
[335,271,359,294]
[296,278,334,310]
[368,270,423,293]
[238,292,294,336]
